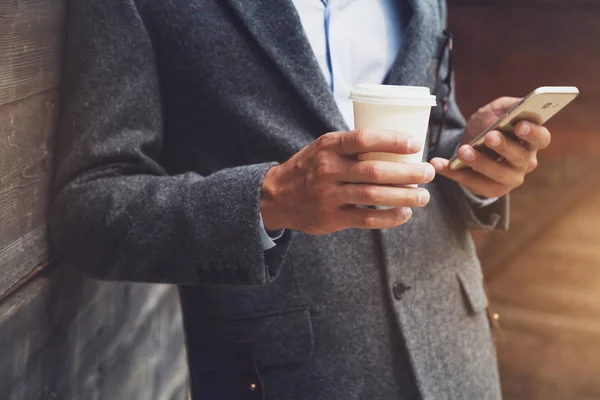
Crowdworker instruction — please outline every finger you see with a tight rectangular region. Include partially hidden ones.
[341,160,436,185]
[483,130,531,170]
[430,157,509,198]
[513,121,551,150]
[486,97,522,116]
[456,145,524,187]
[338,184,431,208]
[343,206,413,230]
[317,129,421,156]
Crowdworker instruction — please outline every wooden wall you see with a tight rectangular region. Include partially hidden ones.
[489,186,600,399]
[448,0,600,398]
[0,0,62,298]
[0,1,188,398]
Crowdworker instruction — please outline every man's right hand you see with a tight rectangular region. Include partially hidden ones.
[260,129,436,235]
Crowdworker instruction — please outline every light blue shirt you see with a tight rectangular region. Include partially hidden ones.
[260,0,495,250]
[291,0,402,129]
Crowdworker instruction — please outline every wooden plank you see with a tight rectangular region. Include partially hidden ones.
[448,5,600,142]
[0,261,188,399]
[476,159,600,278]
[0,90,58,299]
[0,0,65,107]
[449,0,600,6]
[497,326,600,400]
[488,187,600,319]
[487,185,600,398]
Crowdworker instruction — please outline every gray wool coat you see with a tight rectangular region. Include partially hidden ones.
[49,0,509,399]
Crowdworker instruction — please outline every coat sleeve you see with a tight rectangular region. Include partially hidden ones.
[48,0,291,286]
[429,0,509,231]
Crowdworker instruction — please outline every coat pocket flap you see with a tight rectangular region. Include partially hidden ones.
[457,269,489,314]
[189,307,314,371]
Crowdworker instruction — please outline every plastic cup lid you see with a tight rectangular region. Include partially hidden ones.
[349,84,437,107]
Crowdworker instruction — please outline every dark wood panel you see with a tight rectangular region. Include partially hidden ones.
[448,5,600,138]
[497,325,600,400]
[0,0,65,107]
[475,158,600,277]
[488,187,600,400]
[449,0,600,6]
[0,262,188,399]
[0,90,58,299]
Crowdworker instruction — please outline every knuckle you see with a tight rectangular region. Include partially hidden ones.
[315,157,334,179]
[316,133,336,150]
[361,185,381,202]
[354,129,374,149]
[527,157,538,172]
[365,162,384,181]
[362,214,379,229]
[490,133,504,149]
[513,174,525,188]
[304,170,317,186]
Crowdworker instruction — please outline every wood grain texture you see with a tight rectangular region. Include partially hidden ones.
[0,90,57,299]
[449,0,600,6]
[0,261,188,400]
[489,187,600,400]
[0,0,65,107]
[475,158,600,278]
[448,4,600,143]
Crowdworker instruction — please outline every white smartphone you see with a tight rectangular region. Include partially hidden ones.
[448,86,580,171]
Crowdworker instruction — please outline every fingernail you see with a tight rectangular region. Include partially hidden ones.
[407,137,421,153]
[518,123,530,137]
[417,190,430,206]
[423,165,436,181]
[461,148,475,162]
[402,207,413,220]
[490,135,501,147]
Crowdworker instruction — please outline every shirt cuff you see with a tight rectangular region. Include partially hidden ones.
[259,213,285,251]
[459,184,499,208]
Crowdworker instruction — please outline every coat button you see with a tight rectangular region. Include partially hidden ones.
[392,282,411,300]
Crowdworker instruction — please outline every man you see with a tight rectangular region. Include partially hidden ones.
[49,0,550,398]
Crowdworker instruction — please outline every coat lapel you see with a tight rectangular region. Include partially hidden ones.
[223,0,347,133]
[223,0,439,132]
[385,0,440,86]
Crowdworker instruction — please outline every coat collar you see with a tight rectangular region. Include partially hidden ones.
[223,0,439,133]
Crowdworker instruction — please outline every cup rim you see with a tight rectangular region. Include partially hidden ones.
[349,84,437,107]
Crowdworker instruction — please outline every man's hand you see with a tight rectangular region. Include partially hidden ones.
[430,97,551,199]
[260,129,436,235]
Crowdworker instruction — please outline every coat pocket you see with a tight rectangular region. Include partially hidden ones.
[457,267,489,315]
[188,307,314,371]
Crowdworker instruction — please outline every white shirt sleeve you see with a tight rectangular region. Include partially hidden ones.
[459,184,500,208]
[259,213,285,251]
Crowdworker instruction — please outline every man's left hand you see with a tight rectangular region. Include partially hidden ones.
[430,97,551,199]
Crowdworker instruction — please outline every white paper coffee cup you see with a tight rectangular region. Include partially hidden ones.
[349,84,436,166]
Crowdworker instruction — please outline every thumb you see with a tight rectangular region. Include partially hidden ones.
[430,157,450,175]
